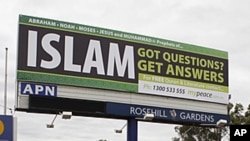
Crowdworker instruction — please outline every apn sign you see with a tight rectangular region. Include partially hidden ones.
[21,82,57,97]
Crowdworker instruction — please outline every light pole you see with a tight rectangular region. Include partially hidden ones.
[4,48,8,115]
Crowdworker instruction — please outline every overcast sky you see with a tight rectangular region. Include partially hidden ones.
[1,0,250,141]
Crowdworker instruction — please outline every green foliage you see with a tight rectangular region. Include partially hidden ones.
[173,102,250,141]
[229,103,250,125]
[173,125,223,141]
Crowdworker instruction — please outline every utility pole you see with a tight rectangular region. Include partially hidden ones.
[4,47,8,115]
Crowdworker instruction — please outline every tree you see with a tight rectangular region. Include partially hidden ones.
[245,104,250,123]
[230,103,245,125]
[173,102,250,141]
[173,125,224,141]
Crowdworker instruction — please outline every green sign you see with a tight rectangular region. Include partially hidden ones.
[17,15,228,104]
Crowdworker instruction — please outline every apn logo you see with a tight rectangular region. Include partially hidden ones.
[21,82,57,97]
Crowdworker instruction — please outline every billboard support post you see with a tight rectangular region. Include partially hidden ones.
[127,119,138,141]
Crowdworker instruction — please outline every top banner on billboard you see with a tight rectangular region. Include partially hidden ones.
[17,15,229,104]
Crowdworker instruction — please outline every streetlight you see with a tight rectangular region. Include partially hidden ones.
[216,119,227,127]
[135,113,155,121]
[114,114,155,134]
[47,114,58,128]
[215,119,228,141]
[46,111,72,128]
[115,122,127,133]
[143,113,154,120]
[61,111,72,120]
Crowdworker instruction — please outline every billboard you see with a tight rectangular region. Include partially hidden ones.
[16,15,229,125]
[17,15,228,104]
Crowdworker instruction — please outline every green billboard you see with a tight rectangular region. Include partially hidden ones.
[17,15,228,104]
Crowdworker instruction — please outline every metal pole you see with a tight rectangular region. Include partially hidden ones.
[127,119,138,141]
[4,47,8,115]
